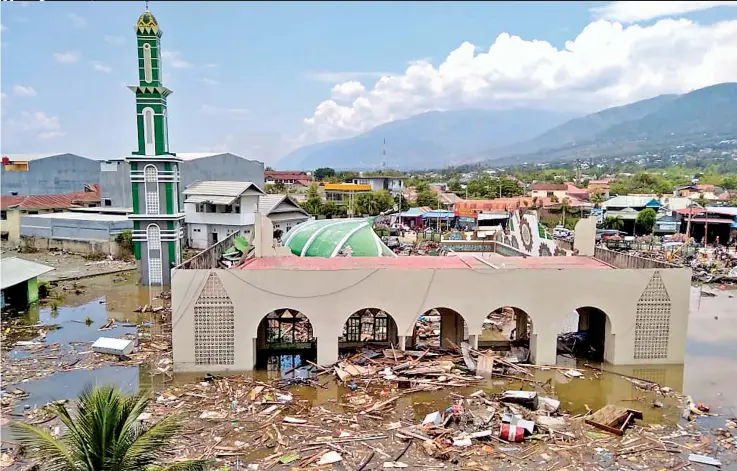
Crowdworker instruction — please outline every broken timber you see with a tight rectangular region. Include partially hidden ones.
[585,404,643,436]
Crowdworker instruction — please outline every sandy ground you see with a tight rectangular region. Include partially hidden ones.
[3,249,137,282]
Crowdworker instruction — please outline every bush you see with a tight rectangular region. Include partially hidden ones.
[115,230,134,259]
[38,281,51,299]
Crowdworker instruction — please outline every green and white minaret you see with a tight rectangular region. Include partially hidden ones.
[126,6,184,286]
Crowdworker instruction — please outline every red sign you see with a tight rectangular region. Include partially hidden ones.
[454,208,477,218]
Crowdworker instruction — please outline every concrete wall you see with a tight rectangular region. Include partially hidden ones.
[180,154,265,193]
[21,236,122,257]
[172,264,692,372]
[594,247,679,269]
[1,154,101,196]
[100,160,132,208]
[1,209,23,244]
[20,215,132,241]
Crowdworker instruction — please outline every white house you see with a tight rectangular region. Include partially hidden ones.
[257,194,311,235]
[352,176,404,196]
[183,181,310,249]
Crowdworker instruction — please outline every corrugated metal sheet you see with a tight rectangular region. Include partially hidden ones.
[258,194,309,217]
[184,195,238,205]
[1,258,55,290]
[183,181,264,197]
[0,185,101,210]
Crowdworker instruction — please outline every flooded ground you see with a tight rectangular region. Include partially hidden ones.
[3,250,136,282]
[2,277,736,469]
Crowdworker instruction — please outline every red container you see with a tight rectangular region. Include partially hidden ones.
[499,423,525,442]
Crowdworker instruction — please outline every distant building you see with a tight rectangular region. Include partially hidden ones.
[265,170,312,187]
[182,181,309,249]
[324,183,372,212]
[601,195,662,235]
[1,153,101,196]
[529,183,568,200]
[1,184,101,244]
[101,152,265,209]
[352,176,404,196]
[1,258,54,310]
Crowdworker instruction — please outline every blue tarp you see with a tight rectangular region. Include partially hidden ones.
[422,210,455,219]
[399,208,426,217]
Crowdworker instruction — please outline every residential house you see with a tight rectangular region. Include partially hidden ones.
[352,176,404,196]
[0,184,101,244]
[257,194,311,234]
[601,195,662,235]
[182,181,310,249]
[565,183,589,201]
[676,184,723,201]
[676,206,737,243]
[529,183,568,200]
[183,181,266,249]
[265,170,313,188]
[1,258,54,309]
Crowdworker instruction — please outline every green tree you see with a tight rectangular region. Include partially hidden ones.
[300,183,323,215]
[635,208,657,234]
[721,175,737,190]
[416,189,439,208]
[313,167,336,181]
[447,178,463,193]
[604,216,624,231]
[395,194,410,212]
[355,191,394,216]
[269,181,286,194]
[10,385,210,471]
[589,192,605,208]
[320,201,339,219]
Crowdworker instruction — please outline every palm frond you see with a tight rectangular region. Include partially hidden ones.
[9,421,76,471]
[119,413,183,470]
[149,459,214,471]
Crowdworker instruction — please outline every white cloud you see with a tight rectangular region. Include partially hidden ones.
[306,71,393,83]
[12,85,36,97]
[92,62,112,73]
[302,18,737,142]
[53,51,80,64]
[104,35,125,45]
[331,81,366,101]
[1,23,6,32]
[199,105,249,117]
[203,63,218,69]
[6,111,65,139]
[199,78,219,86]
[161,50,192,69]
[67,13,86,28]
[591,1,737,23]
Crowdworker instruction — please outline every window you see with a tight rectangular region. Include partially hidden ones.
[27,211,39,215]
[0,211,6,221]
[144,164,159,214]
[224,205,233,213]
[103,198,112,207]
[142,107,155,155]
[147,223,163,285]
[143,43,153,83]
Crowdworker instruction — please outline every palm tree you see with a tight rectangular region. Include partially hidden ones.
[11,386,211,471]
[589,192,604,208]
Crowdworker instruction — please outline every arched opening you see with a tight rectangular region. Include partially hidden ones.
[146,223,163,285]
[143,164,159,215]
[339,308,399,351]
[142,43,153,83]
[142,107,156,155]
[557,306,612,363]
[480,306,534,362]
[255,309,316,375]
[411,307,467,350]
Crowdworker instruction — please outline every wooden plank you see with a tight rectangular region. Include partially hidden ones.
[476,355,495,379]
[585,418,625,436]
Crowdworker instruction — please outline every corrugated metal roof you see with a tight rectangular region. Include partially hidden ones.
[0,185,101,210]
[258,194,309,217]
[602,196,661,209]
[184,195,238,205]
[1,258,55,290]
[2,153,82,162]
[183,181,265,197]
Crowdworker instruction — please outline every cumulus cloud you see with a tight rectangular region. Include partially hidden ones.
[199,105,249,117]
[198,78,219,86]
[12,85,36,97]
[161,50,192,69]
[331,81,366,101]
[591,1,737,23]
[53,51,80,64]
[302,18,737,142]
[306,71,392,83]
[6,111,65,139]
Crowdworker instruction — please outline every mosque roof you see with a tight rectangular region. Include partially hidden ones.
[136,8,161,35]
[281,218,396,258]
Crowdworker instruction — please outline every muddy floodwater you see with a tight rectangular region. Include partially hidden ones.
[3,275,736,425]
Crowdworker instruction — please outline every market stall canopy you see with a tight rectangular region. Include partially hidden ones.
[422,210,455,219]
[282,218,396,258]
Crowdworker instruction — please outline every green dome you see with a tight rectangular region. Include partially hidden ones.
[282,218,396,257]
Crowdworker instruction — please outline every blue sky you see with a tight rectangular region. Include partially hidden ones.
[2,1,736,165]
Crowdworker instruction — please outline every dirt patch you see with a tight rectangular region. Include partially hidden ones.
[3,249,136,282]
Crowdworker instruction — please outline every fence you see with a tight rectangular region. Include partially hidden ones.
[175,231,240,270]
[593,246,680,269]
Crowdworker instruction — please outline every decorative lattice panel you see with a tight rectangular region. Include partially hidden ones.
[634,271,671,360]
[194,273,235,365]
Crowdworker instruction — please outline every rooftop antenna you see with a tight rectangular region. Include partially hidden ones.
[145,0,150,9]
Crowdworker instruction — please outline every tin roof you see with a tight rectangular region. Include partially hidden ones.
[183,181,265,197]
[1,258,55,290]
[0,185,100,210]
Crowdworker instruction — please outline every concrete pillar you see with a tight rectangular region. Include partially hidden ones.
[440,310,463,349]
[469,334,479,350]
[317,336,339,366]
[533,331,558,366]
[398,335,407,351]
[515,311,529,339]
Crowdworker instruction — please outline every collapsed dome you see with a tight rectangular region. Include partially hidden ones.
[282,218,396,257]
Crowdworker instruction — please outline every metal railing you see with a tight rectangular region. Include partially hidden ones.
[175,231,240,270]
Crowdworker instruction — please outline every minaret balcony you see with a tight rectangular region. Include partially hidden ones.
[131,227,183,242]
[131,169,180,183]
